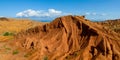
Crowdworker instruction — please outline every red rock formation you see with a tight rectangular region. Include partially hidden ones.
[97,19,120,33]
[15,15,120,60]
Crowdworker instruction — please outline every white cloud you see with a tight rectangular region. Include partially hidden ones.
[85,12,90,15]
[85,12,107,16]
[85,12,97,16]
[48,9,62,14]
[16,9,64,18]
[16,9,41,17]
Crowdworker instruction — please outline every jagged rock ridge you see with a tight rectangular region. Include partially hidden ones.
[15,15,120,60]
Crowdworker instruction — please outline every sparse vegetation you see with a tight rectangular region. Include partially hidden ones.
[3,45,11,50]
[12,50,19,55]
[43,56,48,60]
[5,47,11,50]
[24,52,32,57]
[3,32,14,36]
[0,18,45,41]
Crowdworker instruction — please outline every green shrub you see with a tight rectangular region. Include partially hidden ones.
[43,56,48,60]
[5,48,11,50]
[3,32,14,36]
[24,52,32,57]
[12,50,19,55]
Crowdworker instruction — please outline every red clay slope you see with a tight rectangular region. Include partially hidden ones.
[15,15,120,60]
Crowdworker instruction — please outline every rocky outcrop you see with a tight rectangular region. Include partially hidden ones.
[97,19,120,34]
[15,15,120,60]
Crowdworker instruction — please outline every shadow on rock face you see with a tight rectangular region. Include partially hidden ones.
[15,15,120,60]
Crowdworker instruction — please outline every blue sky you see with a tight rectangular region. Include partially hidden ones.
[0,0,120,21]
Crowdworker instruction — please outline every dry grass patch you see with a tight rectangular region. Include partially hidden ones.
[0,18,46,41]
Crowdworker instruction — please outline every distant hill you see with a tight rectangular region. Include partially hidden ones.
[0,17,9,21]
[96,19,120,33]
